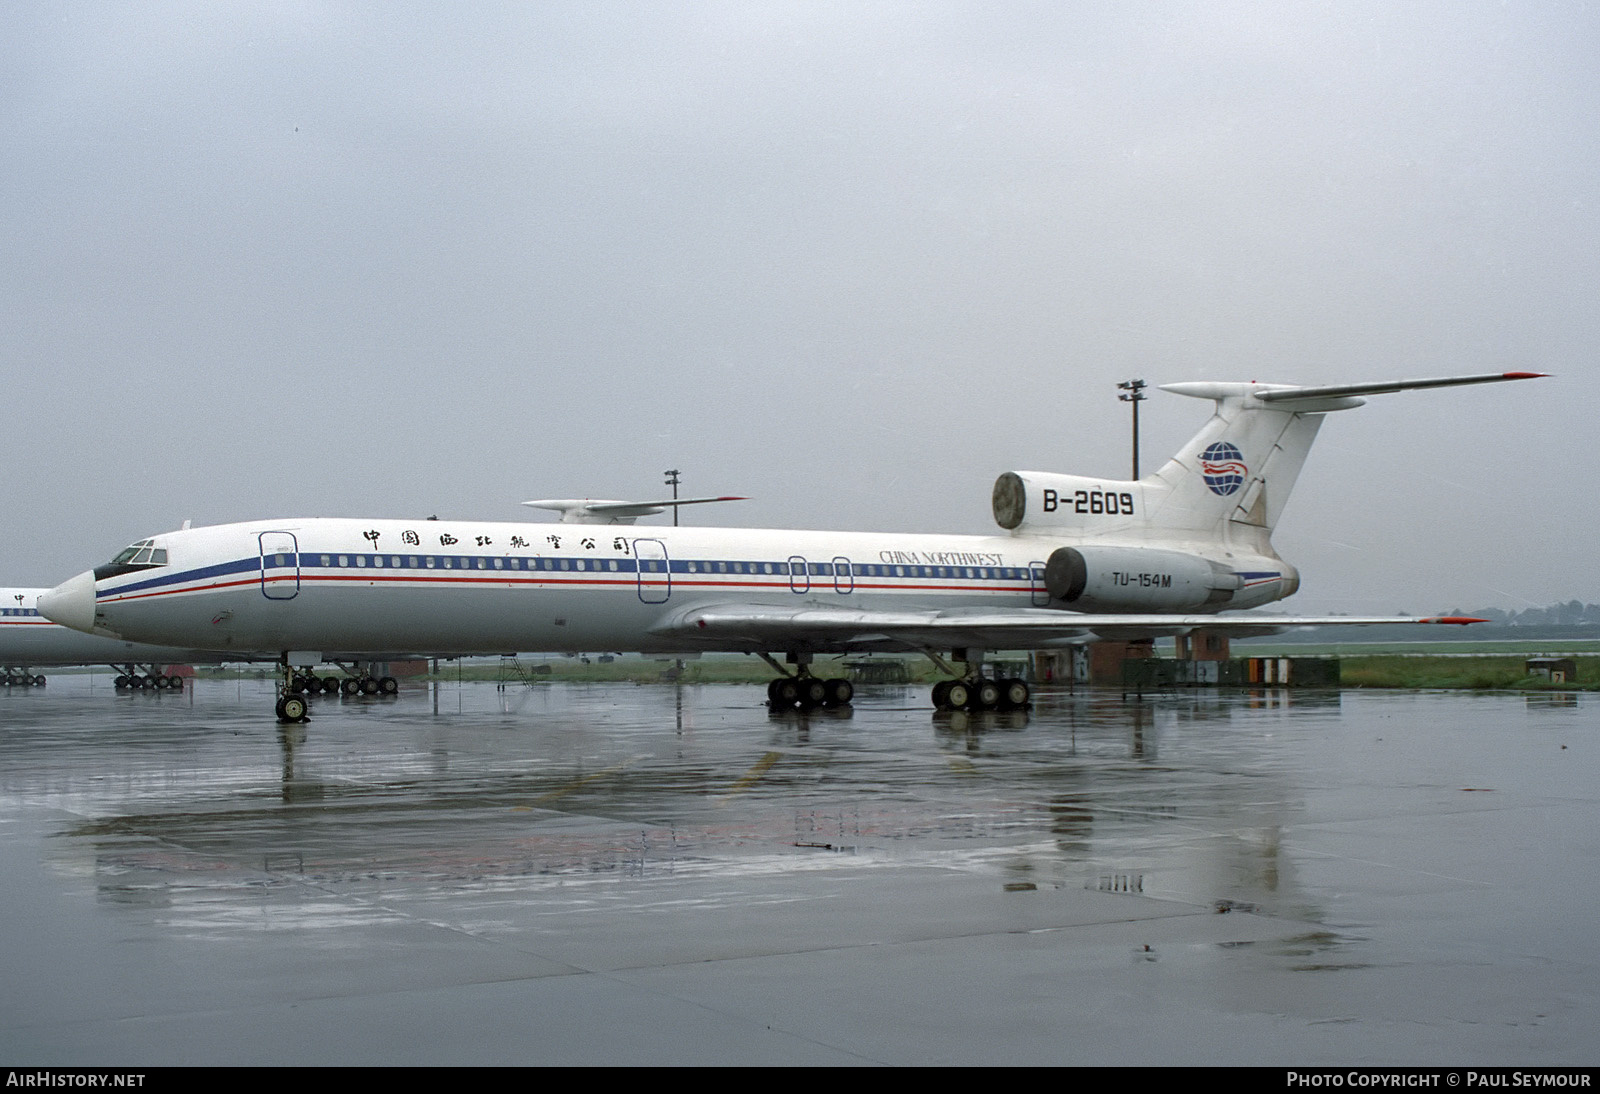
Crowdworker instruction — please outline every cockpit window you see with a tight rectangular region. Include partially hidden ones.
[109,540,151,566]
[95,539,169,581]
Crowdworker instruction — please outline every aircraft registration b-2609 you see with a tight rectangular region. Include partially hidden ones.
[39,372,1541,721]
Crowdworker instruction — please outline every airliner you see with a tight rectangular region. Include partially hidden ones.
[2,583,401,699]
[38,373,1540,721]
[1,586,224,689]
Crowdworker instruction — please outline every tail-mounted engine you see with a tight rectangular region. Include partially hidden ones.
[1043,545,1241,612]
[993,471,1146,533]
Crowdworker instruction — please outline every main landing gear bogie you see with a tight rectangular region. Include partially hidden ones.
[932,676,1030,712]
[112,668,184,691]
[287,671,398,697]
[766,675,853,711]
[757,651,853,712]
[288,674,344,696]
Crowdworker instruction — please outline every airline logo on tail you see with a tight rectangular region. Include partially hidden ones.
[1200,442,1248,495]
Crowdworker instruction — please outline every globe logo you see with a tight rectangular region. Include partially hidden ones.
[1200,442,1247,495]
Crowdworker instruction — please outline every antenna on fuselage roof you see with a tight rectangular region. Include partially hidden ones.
[521,496,749,526]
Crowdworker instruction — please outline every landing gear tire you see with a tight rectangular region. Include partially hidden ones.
[999,678,1030,708]
[342,678,361,696]
[276,695,308,722]
[360,678,380,696]
[972,680,1001,710]
[796,677,828,709]
[941,681,972,711]
[824,678,854,707]
[378,676,399,696]
[322,676,340,694]
[769,678,801,708]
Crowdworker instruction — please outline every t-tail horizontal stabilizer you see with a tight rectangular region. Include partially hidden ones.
[1249,371,1548,403]
[522,496,749,525]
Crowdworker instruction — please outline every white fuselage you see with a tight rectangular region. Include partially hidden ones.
[50,518,1292,660]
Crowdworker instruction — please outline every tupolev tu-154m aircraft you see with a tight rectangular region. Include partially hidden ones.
[1,586,401,695]
[40,372,1541,721]
[1,586,237,689]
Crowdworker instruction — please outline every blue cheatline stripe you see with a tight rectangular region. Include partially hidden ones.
[99,555,260,598]
[99,551,1043,599]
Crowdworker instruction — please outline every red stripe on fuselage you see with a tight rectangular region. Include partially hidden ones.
[97,572,1036,604]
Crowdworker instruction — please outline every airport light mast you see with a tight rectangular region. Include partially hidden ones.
[1117,379,1146,479]
[663,469,681,526]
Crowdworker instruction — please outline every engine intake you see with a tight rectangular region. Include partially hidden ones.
[993,471,1145,531]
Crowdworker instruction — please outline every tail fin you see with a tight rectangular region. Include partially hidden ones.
[992,372,1544,551]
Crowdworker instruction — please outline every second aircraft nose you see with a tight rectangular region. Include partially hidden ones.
[37,570,104,636]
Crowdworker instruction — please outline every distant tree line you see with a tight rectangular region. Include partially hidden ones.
[1439,601,1600,627]
[1243,600,1600,644]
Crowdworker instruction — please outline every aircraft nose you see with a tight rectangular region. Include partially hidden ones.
[38,570,102,635]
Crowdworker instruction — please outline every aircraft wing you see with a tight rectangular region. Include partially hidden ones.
[648,603,1483,652]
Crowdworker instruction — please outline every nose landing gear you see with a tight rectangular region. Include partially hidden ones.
[275,659,311,723]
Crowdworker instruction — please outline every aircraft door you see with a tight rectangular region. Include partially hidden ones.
[260,532,300,600]
[832,556,854,594]
[1030,561,1050,606]
[788,556,810,594]
[634,539,670,603]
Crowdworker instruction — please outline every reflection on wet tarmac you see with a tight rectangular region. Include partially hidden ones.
[0,675,1595,1064]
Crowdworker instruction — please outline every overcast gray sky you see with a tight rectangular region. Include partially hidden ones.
[3,1,1595,613]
